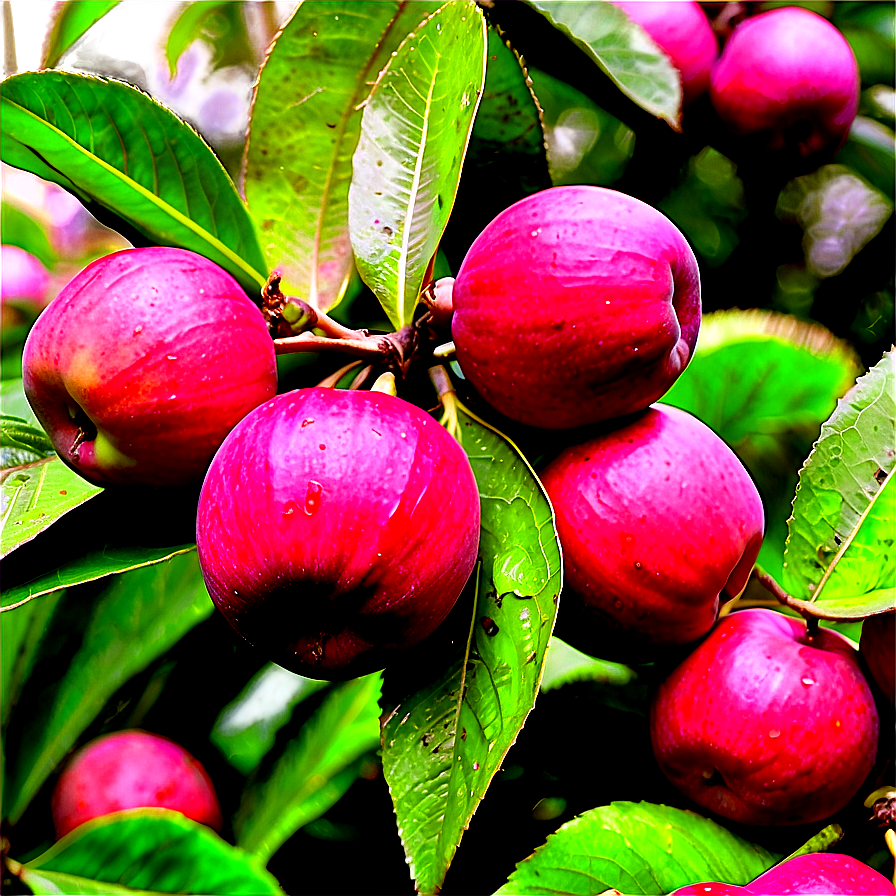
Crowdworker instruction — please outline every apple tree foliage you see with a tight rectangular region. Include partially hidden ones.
[0,2,894,895]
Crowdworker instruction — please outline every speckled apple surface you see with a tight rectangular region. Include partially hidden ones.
[710,7,859,164]
[614,1,717,106]
[23,247,277,487]
[51,730,222,839]
[540,404,763,656]
[196,388,481,679]
[651,609,879,826]
[451,186,701,429]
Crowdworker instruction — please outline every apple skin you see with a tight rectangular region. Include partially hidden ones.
[51,730,222,839]
[451,186,701,429]
[860,610,895,702]
[672,853,896,895]
[540,404,763,658]
[613,2,718,106]
[709,7,860,168]
[651,608,880,826]
[22,247,277,488]
[196,387,480,680]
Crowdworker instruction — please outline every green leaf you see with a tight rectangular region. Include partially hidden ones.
[540,637,636,692]
[244,0,442,311]
[41,1,122,69]
[524,1,681,131]
[380,401,562,894]
[211,663,330,775]
[782,351,896,619]
[834,116,896,198]
[166,2,254,78]
[495,801,777,895]
[349,0,487,329]
[234,673,382,862]
[1,457,103,559]
[0,71,266,295]
[16,809,283,895]
[1,202,58,268]
[0,379,38,427]
[2,554,213,824]
[1,414,54,468]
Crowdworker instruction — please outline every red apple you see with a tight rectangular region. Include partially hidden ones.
[651,609,880,825]
[540,404,763,658]
[51,729,222,838]
[196,387,480,680]
[22,247,277,487]
[451,186,701,429]
[709,7,860,167]
[670,883,750,895]
[860,610,895,702]
[614,1,718,106]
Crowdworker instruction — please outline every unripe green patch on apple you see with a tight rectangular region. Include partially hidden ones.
[22,247,278,488]
[196,387,481,680]
[451,185,701,429]
[541,404,764,659]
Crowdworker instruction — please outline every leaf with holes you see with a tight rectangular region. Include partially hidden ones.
[380,401,561,894]
[349,0,487,329]
[782,350,895,619]
[0,71,266,295]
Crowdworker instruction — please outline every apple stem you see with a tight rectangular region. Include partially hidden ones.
[750,566,822,630]
[429,364,461,440]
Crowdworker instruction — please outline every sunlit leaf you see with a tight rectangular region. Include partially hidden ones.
[349,0,487,328]
[380,401,561,894]
[41,1,122,69]
[782,351,895,619]
[1,414,54,469]
[494,801,777,895]
[540,637,636,692]
[16,809,283,895]
[0,71,266,295]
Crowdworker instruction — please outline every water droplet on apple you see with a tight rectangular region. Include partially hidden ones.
[133,325,143,335]
[614,598,624,609]
[166,355,177,361]
[801,677,815,686]
[301,418,314,427]
[305,480,323,515]
[282,501,297,516]
[768,729,781,738]
[634,561,642,569]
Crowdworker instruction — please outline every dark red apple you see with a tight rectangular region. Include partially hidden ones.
[651,609,880,826]
[540,404,763,658]
[451,186,701,429]
[860,610,895,702]
[710,7,860,167]
[614,1,718,106]
[51,729,222,838]
[196,387,480,680]
[23,247,277,487]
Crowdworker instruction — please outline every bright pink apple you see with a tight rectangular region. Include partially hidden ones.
[23,247,277,487]
[451,186,701,429]
[196,387,480,680]
[860,610,895,702]
[540,404,763,659]
[614,1,718,106]
[651,608,880,826]
[51,729,222,839]
[1,245,50,306]
[670,883,750,895]
[710,7,860,167]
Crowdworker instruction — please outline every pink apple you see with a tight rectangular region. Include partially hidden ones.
[614,1,718,106]
[51,729,222,838]
[670,883,750,895]
[651,609,880,825]
[451,186,701,429]
[710,7,860,167]
[746,853,896,895]
[860,611,895,703]
[23,247,277,487]
[540,404,763,658]
[196,387,480,680]
[1,245,50,307]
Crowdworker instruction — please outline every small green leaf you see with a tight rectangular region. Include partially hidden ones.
[212,663,330,775]
[540,637,636,692]
[245,0,442,310]
[234,673,382,862]
[380,401,561,894]
[1,414,55,468]
[1,202,58,268]
[17,809,283,895]
[783,351,896,619]
[524,1,682,130]
[834,116,896,203]
[0,71,266,295]
[1,457,103,559]
[495,801,777,895]
[41,1,122,69]
[2,554,213,825]
[166,2,254,77]
[349,0,488,328]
